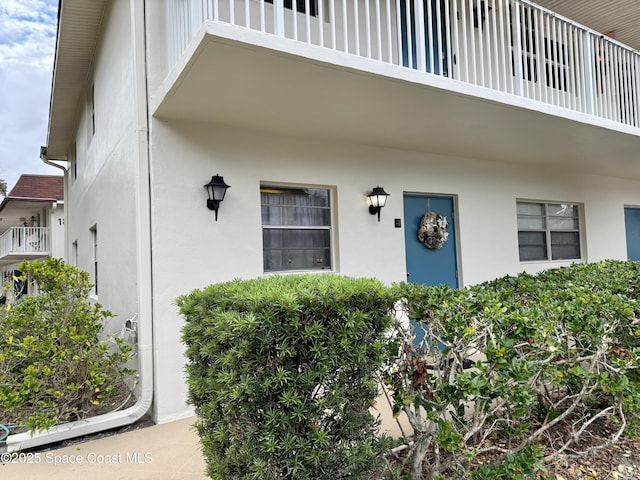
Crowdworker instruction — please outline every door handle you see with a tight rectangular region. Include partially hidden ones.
[406,271,411,277]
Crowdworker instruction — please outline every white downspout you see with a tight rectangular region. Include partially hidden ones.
[6,0,154,452]
[39,146,69,263]
[39,146,67,174]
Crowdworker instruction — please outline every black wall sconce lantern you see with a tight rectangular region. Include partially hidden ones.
[367,186,389,222]
[204,174,230,221]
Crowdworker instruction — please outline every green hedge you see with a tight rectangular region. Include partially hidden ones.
[177,274,397,480]
[178,262,640,479]
[0,259,135,432]
[387,260,640,479]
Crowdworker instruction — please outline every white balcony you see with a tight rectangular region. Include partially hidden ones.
[0,227,50,266]
[165,0,639,126]
[154,0,640,177]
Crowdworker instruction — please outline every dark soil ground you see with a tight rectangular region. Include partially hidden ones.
[389,423,640,480]
[547,436,640,480]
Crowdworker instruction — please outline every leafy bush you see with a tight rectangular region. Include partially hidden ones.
[0,259,135,432]
[177,274,397,480]
[386,261,640,479]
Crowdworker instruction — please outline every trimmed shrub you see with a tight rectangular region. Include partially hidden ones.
[0,259,135,432]
[386,261,640,479]
[177,274,396,480]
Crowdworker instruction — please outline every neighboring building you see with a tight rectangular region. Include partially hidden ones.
[0,175,65,299]
[42,0,640,424]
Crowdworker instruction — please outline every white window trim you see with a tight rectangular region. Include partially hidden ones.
[511,6,571,92]
[89,225,98,296]
[72,240,78,267]
[260,182,337,274]
[87,84,95,144]
[516,199,584,263]
[71,143,77,181]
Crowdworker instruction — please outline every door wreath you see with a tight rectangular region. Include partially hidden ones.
[418,212,449,249]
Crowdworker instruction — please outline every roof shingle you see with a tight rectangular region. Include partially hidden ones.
[7,174,64,201]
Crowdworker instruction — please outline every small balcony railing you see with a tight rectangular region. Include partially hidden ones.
[0,227,50,259]
[167,0,640,129]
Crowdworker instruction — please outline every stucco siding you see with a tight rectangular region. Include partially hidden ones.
[147,119,640,421]
[65,0,139,338]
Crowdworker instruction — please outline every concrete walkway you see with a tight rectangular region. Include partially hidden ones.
[0,417,207,480]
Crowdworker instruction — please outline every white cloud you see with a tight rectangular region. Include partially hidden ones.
[0,0,58,190]
[0,0,57,66]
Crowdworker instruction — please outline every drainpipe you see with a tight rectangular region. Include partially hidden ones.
[39,147,69,263]
[6,0,154,452]
[39,146,67,174]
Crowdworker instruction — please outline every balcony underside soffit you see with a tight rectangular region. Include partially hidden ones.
[152,25,640,180]
[534,0,640,50]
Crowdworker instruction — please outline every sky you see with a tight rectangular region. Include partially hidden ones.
[0,0,59,195]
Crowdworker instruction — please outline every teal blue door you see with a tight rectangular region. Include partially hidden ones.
[404,194,458,287]
[624,207,640,260]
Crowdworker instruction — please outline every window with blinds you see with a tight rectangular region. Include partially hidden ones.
[261,185,332,272]
[517,201,581,262]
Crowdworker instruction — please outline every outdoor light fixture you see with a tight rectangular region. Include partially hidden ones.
[204,174,230,221]
[367,186,390,222]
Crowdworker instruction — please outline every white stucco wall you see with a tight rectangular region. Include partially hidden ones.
[61,0,640,424]
[49,203,65,260]
[147,119,640,421]
[65,0,140,337]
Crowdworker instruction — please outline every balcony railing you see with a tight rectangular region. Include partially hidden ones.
[167,0,640,129]
[0,227,50,259]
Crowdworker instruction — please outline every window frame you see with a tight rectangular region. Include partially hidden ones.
[72,240,78,267]
[516,200,583,263]
[264,0,318,16]
[510,6,570,92]
[89,84,95,140]
[70,143,77,181]
[90,225,98,295]
[260,183,335,274]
